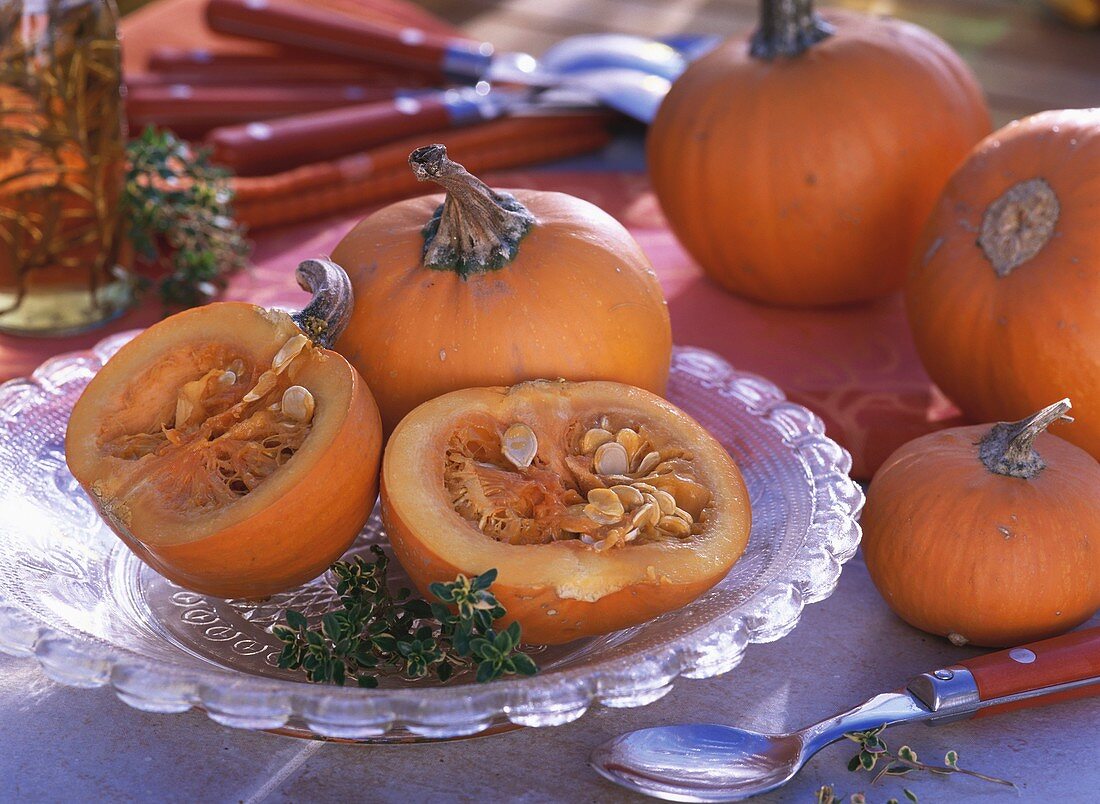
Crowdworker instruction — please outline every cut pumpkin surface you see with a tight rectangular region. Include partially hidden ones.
[381,380,752,645]
[67,261,383,599]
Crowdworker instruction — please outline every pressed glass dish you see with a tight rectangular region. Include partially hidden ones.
[0,336,862,741]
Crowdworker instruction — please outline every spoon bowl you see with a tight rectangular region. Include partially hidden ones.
[590,724,805,802]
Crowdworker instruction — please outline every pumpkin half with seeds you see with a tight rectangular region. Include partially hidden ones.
[332,144,673,434]
[380,379,752,645]
[66,260,383,598]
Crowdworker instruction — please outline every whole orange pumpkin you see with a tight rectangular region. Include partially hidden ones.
[862,399,1100,647]
[906,108,1100,459]
[648,0,990,307]
[332,144,672,433]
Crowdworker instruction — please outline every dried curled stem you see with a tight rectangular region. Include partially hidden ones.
[750,0,834,60]
[291,258,354,349]
[409,144,535,278]
[978,398,1073,478]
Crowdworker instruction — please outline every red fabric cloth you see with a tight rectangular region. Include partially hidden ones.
[0,170,960,479]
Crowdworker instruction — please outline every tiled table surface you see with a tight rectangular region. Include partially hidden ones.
[4,556,1097,802]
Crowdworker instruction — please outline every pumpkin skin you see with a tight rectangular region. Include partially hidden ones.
[333,146,672,434]
[862,407,1100,648]
[906,109,1100,459]
[380,380,751,645]
[648,7,990,307]
[66,263,383,598]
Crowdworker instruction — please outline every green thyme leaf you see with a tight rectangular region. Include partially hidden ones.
[274,551,537,687]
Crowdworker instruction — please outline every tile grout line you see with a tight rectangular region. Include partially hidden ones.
[240,740,325,804]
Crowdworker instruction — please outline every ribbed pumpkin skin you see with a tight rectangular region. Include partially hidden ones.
[906,109,1100,459]
[333,190,672,434]
[861,425,1100,647]
[648,10,990,307]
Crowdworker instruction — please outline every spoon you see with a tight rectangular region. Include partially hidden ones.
[591,627,1100,801]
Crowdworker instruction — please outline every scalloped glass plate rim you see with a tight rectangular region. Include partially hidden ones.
[0,331,863,738]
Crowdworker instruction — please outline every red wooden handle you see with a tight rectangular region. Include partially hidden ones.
[145,47,430,86]
[205,0,488,78]
[959,627,1100,718]
[206,96,452,176]
[125,82,402,138]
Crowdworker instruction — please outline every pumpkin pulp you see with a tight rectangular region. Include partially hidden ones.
[381,380,752,645]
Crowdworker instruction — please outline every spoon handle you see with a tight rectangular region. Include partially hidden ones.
[958,627,1100,718]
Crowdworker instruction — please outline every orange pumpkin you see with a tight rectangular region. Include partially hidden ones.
[66,260,383,598]
[332,144,672,434]
[906,108,1100,459]
[862,399,1100,647]
[648,0,990,307]
[381,379,751,644]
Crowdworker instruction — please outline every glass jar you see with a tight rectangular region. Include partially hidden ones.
[0,0,133,336]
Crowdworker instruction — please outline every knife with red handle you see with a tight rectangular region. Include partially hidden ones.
[904,626,1100,722]
[205,88,513,176]
[145,47,435,86]
[206,0,500,82]
[126,81,410,138]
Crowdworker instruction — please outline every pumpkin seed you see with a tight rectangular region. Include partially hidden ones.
[587,488,625,517]
[227,358,245,375]
[615,428,643,461]
[272,334,310,373]
[583,504,623,526]
[242,370,277,403]
[623,527,640,543]
[652,489,677,516]
[174,396,194,428]
[635,450,661,475]
[632,482,660,496]
[593,441,629,475]
[632,502,659,528]
[281,385,315,423]
[215,369,236,388]
[580,427,614,454]
[610,484,644,509]
[674,507,694,525]
[501,423,538,469]
[659,515,691,537]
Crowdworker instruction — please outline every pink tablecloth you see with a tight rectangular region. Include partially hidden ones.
[0,170,960,479]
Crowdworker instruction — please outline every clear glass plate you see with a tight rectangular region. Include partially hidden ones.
[0,336,863,741]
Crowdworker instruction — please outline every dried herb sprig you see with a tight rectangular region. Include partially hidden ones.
[273,546,537,688]
[816,725,1015,803]
[123,127,250,308]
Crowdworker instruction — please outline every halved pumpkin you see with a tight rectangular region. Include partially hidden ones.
[381,380,751,644]
[66,260,383,598]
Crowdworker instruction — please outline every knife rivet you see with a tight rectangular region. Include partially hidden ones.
[933,669,954,680]
[1009,648,1036,664]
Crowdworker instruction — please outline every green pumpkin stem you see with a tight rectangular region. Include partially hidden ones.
[978,398,1073,479]
[750,0,834,60]
[408,144,535,278]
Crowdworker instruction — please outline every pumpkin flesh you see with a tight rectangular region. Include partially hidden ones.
[67,301,383,598]
[381,380,751,644]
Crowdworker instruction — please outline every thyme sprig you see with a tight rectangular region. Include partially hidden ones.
[816,725,1015,803]
[272,546,537,688]
[123,127,250,308]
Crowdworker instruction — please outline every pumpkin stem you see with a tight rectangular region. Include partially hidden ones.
[978,398,1073,479]
[750,0,834,59]
[409,144,535,278]
[291,258,354,349]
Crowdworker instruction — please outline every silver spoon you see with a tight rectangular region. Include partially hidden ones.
[591,628,1100,801]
